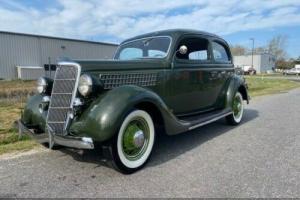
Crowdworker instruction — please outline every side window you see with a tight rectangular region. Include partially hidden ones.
[189,50,208,60]
[119,48,142,60]
[212,42,230,62]
[176,37,209,61]
[148,50,165,58]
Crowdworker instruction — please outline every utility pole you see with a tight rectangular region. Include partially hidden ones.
[48,57,51,78]
[250,38,255,69]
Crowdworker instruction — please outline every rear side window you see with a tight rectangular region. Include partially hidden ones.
[189,50,208,60]
[176,37,209,61]
[212,42,230,62]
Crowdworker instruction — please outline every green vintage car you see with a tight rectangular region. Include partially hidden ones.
[19,29,249,173]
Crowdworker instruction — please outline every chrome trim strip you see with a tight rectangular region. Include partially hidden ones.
[54,78,76,81]
[53,135,94,150]
[188,112,233,130]
[58,62,82,111]
[46,61,81,136]
[18,120,94,149]
[51,93,73,95]
[47,107,72,109]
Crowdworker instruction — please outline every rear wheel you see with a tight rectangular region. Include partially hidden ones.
[226,92,244,125]
[110,110,155,174]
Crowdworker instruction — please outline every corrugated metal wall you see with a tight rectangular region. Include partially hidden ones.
[233,55,261,72]
[233,54,275,73]
[0,33,41,79]
[0,32,118,80]
[260,54,275,72]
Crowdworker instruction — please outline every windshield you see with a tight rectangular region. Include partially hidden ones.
[114,36,171,60]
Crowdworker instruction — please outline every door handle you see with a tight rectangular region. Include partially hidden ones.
[209,71,218,80]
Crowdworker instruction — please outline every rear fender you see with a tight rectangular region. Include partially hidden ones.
[225,75,249,109]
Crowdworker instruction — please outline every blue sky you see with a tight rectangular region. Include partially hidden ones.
[224,27,300,58]
[1,0,300,58]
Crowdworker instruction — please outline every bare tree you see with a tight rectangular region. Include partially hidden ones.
[267,35,288,60]
[275,59,294,69]
[254,47,266,54]
[230,45,247,56]
[230,34,288,61]
[295,56,300,64]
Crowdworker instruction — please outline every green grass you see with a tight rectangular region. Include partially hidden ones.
[0,139,38,155]
[246,76,300,97]
[0,103,39,155]
[250,73,283,77]
[0,80,39,155]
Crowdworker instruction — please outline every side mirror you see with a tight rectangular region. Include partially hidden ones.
[179,45,188,55]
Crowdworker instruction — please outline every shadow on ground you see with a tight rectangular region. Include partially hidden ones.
[57,109,259,170]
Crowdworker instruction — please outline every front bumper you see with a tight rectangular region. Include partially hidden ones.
[18,120,94,149]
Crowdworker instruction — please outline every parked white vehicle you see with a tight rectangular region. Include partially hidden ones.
[242,65,256,75]
[283,68,300,75]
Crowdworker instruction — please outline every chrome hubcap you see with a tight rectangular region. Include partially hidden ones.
[233,95,242,118]
[122,117,149,161]
[133,130,145,148]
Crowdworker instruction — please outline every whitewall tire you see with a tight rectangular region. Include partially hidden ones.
[226,92,244,125]
[110,110,155,173]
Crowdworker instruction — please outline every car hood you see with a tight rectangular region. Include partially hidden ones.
[74,59,169,73]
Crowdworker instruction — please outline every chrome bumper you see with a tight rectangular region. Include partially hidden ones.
[18,120,94,149]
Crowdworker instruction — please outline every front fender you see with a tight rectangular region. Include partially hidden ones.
[21,94,47,131]
[69,85,170,142]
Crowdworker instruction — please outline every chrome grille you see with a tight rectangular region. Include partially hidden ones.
[99,73,158,89]
[46,64,80,135]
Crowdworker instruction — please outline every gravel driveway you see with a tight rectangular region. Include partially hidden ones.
[0,89,299,198]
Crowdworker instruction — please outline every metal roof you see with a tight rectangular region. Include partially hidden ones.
[0,30,118,46]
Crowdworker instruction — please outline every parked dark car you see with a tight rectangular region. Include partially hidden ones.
[19,29,249,173]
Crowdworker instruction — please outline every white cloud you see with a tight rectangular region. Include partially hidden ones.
[0,0,300,43]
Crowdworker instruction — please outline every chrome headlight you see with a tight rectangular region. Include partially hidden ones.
[78,74,93,97]
[37,77,47,94]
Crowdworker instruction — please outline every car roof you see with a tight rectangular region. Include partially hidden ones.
[121,29,226,44]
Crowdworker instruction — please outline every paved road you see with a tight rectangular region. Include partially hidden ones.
[1,89,300,198]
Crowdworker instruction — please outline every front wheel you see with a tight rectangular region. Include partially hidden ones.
[110,110,155,174]
[226,92,244,125]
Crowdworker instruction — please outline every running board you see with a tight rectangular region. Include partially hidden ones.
[188,112,232,130]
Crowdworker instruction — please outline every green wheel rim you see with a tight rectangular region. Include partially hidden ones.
[122,117,150,161]
[233,94,242,118]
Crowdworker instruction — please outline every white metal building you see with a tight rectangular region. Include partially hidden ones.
[233,53,275,73]
[0,31,118,80]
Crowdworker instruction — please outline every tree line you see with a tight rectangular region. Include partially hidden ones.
[230,35,300,69]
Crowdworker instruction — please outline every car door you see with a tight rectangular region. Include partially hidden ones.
[210,40,235,108]
[167,35,225,115]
